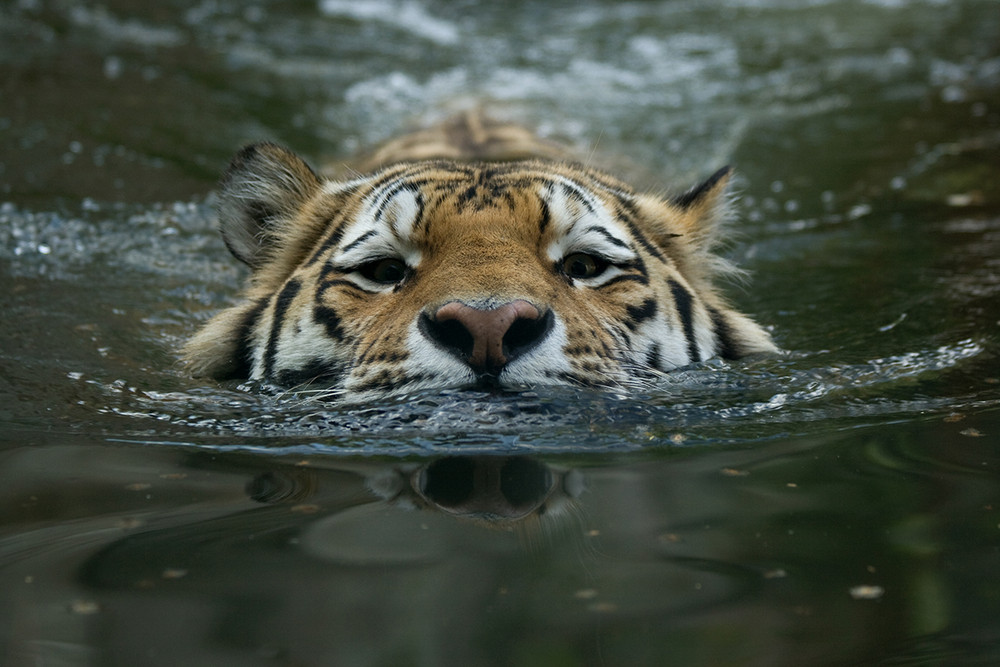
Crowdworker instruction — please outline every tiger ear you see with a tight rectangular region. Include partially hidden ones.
[641,166,734,254]
[217,142,321,269]
[670,166,732,212]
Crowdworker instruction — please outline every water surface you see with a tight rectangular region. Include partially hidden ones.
[1,0,999,664]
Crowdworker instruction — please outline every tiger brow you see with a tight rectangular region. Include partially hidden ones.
[584,224,629,248]
[560,182,596,213]
[340,229,378,253]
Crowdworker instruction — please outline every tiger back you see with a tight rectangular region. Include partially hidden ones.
[183,113,776,397]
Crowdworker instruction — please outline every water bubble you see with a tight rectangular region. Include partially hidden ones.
[103,56,123,79]
[849,585,884,600]
[941,85,965,103]
[848,204,872,220]
[37,244,51,255]
[885,47,912,68]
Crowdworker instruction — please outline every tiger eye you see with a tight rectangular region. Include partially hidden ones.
[562,253,604,279]
[361,258,408,284]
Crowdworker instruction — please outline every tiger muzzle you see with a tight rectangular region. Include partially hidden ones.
[419,299,553,377]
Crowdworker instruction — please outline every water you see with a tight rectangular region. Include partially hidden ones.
[2,0,999,664]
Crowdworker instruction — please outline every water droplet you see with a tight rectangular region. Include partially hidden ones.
[103,56,123,79]
[940,85,965,103]
[849,585,884,600]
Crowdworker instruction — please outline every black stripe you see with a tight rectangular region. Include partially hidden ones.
[365,167,416,195]
[550,370,596,387]
[226,298,268,379]
[263,278,301,380]
[354,336,383,366]
[374,182,425,226]
[456,183,480,209]
[708,306,739,360]
[615,200,666,263]
[584,225,629,248]
[340,229,377,253]
[352,371,429,394]
[367,350,409,364]
[313,304,345,341]
[632,253,648,278]
[669,280,700,363]
[410,190,427,234]
[595,273,649,288]
[646,342,663,371]
[351,369,396,392]
[277,359,345,389]
[561,183,595,213]
[625,298,658,332]
[319,261,338,283]
[306,221,347,266]
[372,182,405,221]
[302,180,369,267]
[415,189,451,236]
[502,191,517,212]
[538,197,551,234]
[478,166,499,184]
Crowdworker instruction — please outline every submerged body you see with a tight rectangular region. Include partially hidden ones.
[184,114,775,397]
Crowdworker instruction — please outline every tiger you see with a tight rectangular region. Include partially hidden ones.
[183,113,776,397]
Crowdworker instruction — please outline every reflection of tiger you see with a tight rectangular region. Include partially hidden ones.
[247,456,584,528]
[184,113,775,396]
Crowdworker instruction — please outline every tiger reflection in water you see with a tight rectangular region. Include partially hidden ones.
[247,456,584,529]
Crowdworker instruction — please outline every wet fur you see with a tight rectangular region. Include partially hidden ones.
[184,113,775,397]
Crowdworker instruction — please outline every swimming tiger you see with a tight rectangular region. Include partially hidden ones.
[183,113,775,397]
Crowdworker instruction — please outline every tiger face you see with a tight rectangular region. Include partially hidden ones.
[184,124,775,398]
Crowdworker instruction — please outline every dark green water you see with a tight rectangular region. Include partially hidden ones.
[2,0,999,664]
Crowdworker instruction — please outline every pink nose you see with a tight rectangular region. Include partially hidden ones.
[421,300,551,374]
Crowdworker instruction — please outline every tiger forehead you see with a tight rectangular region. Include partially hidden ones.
[337,161,633,248]
[376,163,592,203]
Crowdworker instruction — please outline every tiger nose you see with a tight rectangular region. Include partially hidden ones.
[420,300,552,374]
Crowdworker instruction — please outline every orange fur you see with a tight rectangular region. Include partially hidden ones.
[183,114,775,396]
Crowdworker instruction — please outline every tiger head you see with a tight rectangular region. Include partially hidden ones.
[183,137,775,398]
